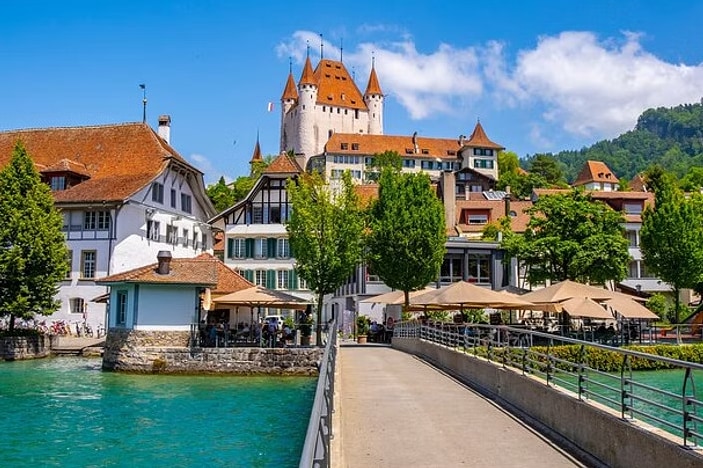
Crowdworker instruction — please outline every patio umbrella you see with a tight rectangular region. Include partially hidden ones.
[559,297,613,319]
[603,296,658,320]
[408,280,536,311]
[212,286,310,310]
[518,280,620,313]
[360,288,435,305]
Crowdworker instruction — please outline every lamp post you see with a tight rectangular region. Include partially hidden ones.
[139,84,147,123]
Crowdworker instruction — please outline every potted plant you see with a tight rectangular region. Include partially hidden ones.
[356,315,370,344]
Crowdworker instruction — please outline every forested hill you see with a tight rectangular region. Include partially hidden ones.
[523,101,703,183]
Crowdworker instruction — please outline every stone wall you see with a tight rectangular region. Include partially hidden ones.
[1,335,51,361]
[102,328,323,375]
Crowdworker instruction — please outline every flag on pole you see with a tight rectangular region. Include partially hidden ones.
[267,102,274,112]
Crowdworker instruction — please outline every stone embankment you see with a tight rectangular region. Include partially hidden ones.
[0,335,50,360]
[102,328,323,375]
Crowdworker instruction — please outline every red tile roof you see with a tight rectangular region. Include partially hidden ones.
[364,65,383,96]
[463,122,504,150]
[249,139,262,163]
[281,72,299,101]
[314,59,367,111]
[195,253,254,294]
[629,173,647,192]
[299,56,315,85]
[97,257,219,285]
[455,198,532,234]
[574,160,619,186]
[0,123,197,204]
[39,158,91,177]
[264,152,303,174]
[325,133,462,158]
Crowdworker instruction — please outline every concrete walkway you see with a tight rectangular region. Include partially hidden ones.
[336,343,583,468]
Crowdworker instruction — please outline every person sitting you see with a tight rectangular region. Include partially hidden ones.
[282,324,293,345]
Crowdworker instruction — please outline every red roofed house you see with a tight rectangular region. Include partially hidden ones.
[208,150,313,320]
[573,160,619,192]
[0,117,216,333]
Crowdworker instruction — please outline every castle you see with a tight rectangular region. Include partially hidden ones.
[279,54,384,169]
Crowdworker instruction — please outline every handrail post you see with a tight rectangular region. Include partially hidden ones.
[578,344,586,401]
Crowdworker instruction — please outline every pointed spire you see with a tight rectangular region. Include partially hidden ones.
[465,120,504,149]
[281,69,298,101]
[299,55,316,86]
[249,134,263,163]
[364,57,383,97]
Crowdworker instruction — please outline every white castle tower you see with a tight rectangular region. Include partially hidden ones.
[279,54,384,169]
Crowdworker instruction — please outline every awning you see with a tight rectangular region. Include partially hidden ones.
[212,286,310,310]
[360,288,435,305]
[560,297,613,319]
[604,297,658,319]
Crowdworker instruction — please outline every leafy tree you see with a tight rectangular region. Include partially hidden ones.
[286,170,364,344]
[364,150,402,182]
[502,190,629,285]
[366,167,447,309]
[206,156,272,213]
[646,293,670,323]
[206,177,237,213]
[0,142,68,332]
[528,154,566,186]
[640,178,703,324]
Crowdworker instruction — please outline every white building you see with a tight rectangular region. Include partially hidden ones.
[0,117,216,332]
[280,55,384,169]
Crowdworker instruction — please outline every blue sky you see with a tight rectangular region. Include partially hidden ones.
[2,1,703,183]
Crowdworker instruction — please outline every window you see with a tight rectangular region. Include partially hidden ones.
[277,270,290,289]
[116,291,127,326]
[277,238,290,258]
[166,225,177,244]
[170,189,177,208]
[181,194,192,214]
[97,211,110,231]
[298,276,308,290]
[623,203,643,215]
[473,148,494,156]
[467,254,491,284]
[473,159,494,169]
[70,297,84,315]
[468,214,489,224]
[641,261,656,278]
[80,251,97,279]
[232,238,246,258]
[351,143,359,151]
[626,230,638,247]
[255,270,267,286]
[151,182,164,203]
[403,159,415,168]
[83,211,96,230]
[628,261,638,278]
[270,206,281,223]
[65,250,72,279]
[254,238,268,259]
[201,233,208,250]
[182,228,189,247]
[252,206,263,224]
[341,143,349,150]
[146,220,160,241]
[50,176,66,191]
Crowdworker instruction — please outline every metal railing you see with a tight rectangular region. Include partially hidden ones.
[299,319,337,468]
[395,321,703,447]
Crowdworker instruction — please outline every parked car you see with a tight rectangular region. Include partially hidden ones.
[263,315,284,331]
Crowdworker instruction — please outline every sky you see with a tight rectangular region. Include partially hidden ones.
[2,1,703,183]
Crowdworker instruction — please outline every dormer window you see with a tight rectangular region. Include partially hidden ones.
[341,143,349,150]
[351,143,359,151]
[50,176,66,191]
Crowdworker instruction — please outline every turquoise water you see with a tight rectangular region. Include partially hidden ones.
[0,357,316,468]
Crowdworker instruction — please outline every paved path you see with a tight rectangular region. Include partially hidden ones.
[336,343,583,468]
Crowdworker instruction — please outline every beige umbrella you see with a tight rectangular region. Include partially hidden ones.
[213,286,310,310]
[603,296,658,320]
[360,288,435,305]
[559,297,613,319]
[409,280,536,311]
[519,280,618,312]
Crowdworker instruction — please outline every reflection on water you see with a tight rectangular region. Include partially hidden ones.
[0,357,316,467]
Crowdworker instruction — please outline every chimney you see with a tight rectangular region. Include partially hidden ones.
[156,250,172,275]
[158,115,171,144]
[412,131,419,154]
[459,134,466,146]
[441,171,456,230]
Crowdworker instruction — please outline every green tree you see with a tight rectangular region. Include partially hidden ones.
[206,176,237,213]
[502,190,629,285]
[366,168,447,309]
[529,154,566,186]
[364,150,402,182]
[0,142,68,332]
[286,170,364,344]
[640,178,703,324]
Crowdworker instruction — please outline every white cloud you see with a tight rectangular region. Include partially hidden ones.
[189,153,226,185]
[502,31,703,137]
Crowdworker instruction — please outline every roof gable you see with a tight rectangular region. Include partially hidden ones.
[281,72,298,101]
[326,133,462,158]
[97,257,219,285]
[574,160,619,186]
[0,123,198,204]
[364,66,383,96]
[314,59,367,110]
[463,122,504,150]
[264,152,303,174]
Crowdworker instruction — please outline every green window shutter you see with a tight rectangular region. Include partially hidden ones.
[227,238,234,259]
[290,269,297,290]
[266,270,276,289]
[288,240,294,258]
[244,270,254,282]
[268,238,277,258]
[245,238,254,258]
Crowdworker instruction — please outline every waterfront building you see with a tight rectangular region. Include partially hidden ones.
[0,117,216,331]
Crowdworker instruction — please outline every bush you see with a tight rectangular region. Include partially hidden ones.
[356,315,370,335]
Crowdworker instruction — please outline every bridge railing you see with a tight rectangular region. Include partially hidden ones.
[395,321,703,447]
[299,319,337,468]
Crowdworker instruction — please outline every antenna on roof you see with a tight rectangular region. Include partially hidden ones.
[289,56,292,74]
[372,50,375,68]
[139,84,147,123]
[319,33,323,59]
[340,37,343,62]
[306,40,310,58]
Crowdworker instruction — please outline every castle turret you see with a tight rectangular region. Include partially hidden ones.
[280,71,298,152]
[249,134,263,175]
[296,55,318,160]
[364,62,384,135]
